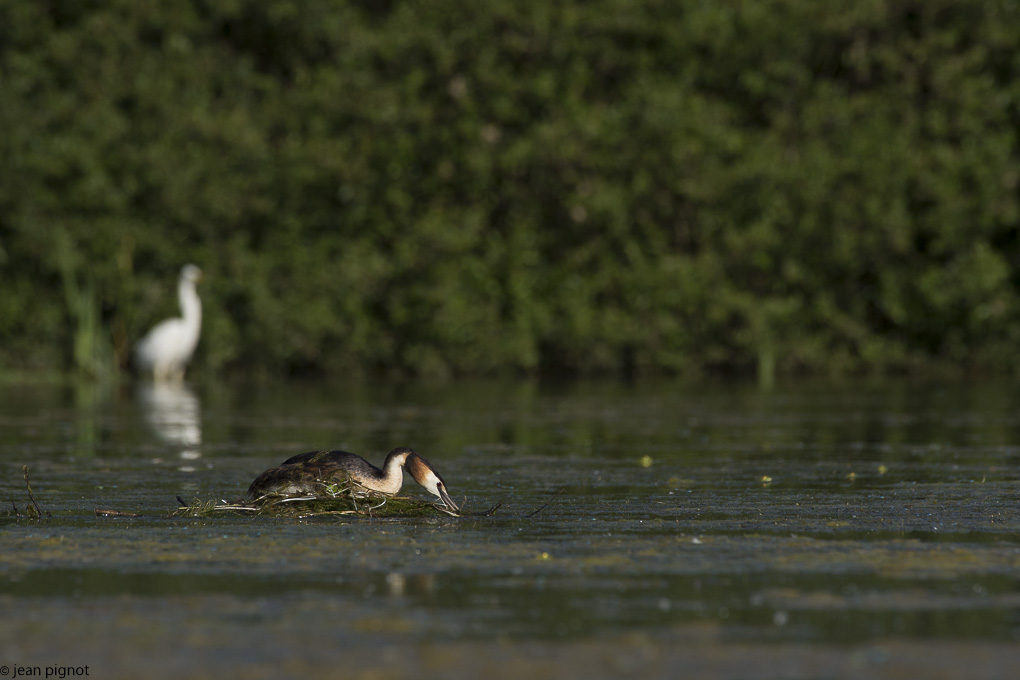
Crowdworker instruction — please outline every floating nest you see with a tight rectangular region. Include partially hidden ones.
[172,477,480,519]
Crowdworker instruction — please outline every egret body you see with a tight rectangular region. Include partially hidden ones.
[135,264,203,382]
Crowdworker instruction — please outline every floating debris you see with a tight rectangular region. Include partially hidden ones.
[94,508,143,518]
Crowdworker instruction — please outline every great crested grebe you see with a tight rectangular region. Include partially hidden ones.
[247,447,459,511]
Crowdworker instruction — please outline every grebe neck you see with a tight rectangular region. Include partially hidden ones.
[364,448,413,494]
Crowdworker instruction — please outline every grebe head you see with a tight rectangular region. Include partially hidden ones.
[405,452,458,512]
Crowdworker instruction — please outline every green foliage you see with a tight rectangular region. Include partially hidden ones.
[1,0,1018,378]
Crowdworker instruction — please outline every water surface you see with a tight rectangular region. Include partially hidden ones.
[1,379,1018,679]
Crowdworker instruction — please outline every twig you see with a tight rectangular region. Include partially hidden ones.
[10,499,20,518]
[267,496,318,505]
[479,501,502,516]
[22,465,47,518]
[433,503,461,518]
[296,510,362,518]
[95,508,141,518]
[245,494,319,506]
[525,487,564,518]
[367,496,387,517]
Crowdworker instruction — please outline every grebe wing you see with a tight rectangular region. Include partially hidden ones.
[247,455,360,497]
[279,449,358,466]
[278,450,384,478]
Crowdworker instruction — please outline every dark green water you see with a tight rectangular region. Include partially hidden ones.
[1,379,1018,679]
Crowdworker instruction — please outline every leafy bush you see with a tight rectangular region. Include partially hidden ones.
[1,0,1017,379]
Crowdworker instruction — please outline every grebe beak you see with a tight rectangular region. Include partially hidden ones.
[435,481,458,513]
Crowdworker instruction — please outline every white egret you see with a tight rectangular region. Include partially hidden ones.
[134,264,203,382]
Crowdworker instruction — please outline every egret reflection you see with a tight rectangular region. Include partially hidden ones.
[137,382,202,466]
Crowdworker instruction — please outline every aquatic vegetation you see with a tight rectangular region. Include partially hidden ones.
[172,490,458,520]
[174,473,466,520]
[7,465,50,521]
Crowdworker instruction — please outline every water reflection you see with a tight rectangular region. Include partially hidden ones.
[136,382,202,466]
[384,572,437,598]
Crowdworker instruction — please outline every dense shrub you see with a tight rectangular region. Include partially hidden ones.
[1,0,1018,378]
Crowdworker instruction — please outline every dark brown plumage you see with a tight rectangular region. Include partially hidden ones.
[247,447,458,511]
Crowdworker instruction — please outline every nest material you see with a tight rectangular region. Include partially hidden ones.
[174,477,461,519]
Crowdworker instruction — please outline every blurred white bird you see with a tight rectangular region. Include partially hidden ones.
[134,264,203,382]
